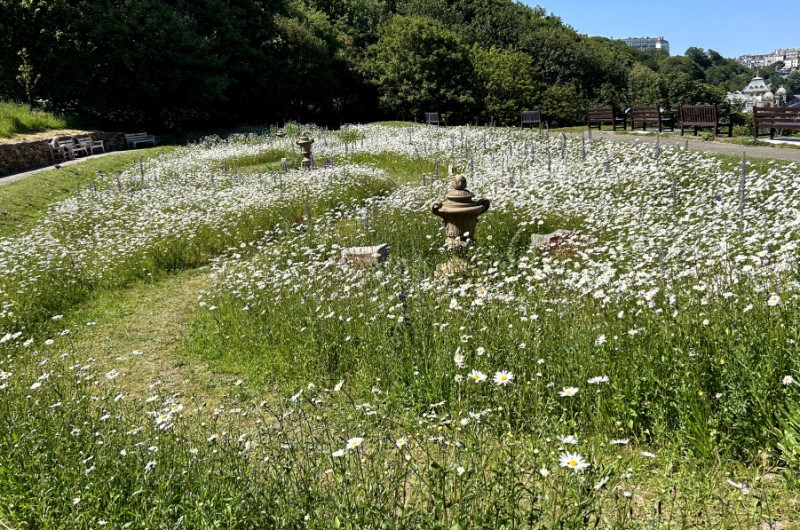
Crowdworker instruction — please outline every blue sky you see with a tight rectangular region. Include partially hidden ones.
[524,1,794,59]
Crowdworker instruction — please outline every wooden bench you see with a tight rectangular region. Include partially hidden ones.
[630,107,674,132]
[753,107,800,139]
[125,132,157,149]
[587,107,626,130]
[679,105,732,138]
[520,110,542,129]
[425,112,443,126]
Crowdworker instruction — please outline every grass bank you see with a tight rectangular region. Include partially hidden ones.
[0,101,70,138]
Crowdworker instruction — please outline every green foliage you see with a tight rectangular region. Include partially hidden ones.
[470,46,541,125]
[0,0,778,130]
[367,15,476,122]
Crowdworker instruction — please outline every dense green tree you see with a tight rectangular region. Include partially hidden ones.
[685,47,712,69]
[0,0,778,131]
[450,0,535,49]
[785,72,800,97]
[395,0,462,27]
[659,56,705,81]
[627,63,662,107]
[366,15,476,122]
[470,46,542,125]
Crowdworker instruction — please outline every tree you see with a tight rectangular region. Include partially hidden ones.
[395,0,462,27]
[470,46,542,125]
[685,47,711,69]
[659,56,705,81]
[785,71,800,97]
[366,15,476,122]
[627,63,661,107]
[15,48,40,110]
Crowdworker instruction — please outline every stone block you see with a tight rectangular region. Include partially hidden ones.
[530,229,574,250]
[341,244,389,267]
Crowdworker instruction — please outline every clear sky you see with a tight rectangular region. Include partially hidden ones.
[523,1,795,59]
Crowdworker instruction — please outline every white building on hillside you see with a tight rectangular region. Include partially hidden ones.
[738,48,800,71]
[726,76,790,111]
[622,36,669,54]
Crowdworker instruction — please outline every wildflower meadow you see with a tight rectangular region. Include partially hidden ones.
[0,123,798,528]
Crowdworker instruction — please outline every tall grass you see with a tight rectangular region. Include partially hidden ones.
[0,124,798,527]
[0,101,68,137]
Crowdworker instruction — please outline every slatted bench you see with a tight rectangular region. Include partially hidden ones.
[52,138,88,159]
[630,107,674,132]
[587,107,626,130]
[520,110,542,129]
[125,132,157,149]
[77,136,106,154]
[753,107,800,139]
[425,112,443,126]
[680,104,732,138]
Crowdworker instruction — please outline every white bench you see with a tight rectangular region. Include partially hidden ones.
[77,136,105,154]
[53,138,88,159]
[125,132,157,149]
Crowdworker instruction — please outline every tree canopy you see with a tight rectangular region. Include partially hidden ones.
[0,0,762,131]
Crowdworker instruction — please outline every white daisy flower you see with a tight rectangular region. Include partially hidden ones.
[493,370,514,386]
[559,452,589,473]
[559,386,579,397]
[346,437,363,450]
[468,370,487,383]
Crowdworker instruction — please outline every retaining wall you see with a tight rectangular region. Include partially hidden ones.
[0,132,128,177]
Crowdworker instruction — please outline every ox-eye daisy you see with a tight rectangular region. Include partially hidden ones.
[493,370,514,386]
[468,370,487,383]
[559,452,589,473]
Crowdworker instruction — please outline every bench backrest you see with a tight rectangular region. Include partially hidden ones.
[587,107,615,120]
[125,133,150,140]
[753,107,800,123]
[630,107,661,119]
[521,110,541,124]
[425,113,440,125]
[681,105,717,125]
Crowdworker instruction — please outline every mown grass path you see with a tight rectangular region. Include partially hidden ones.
[61,268,236,402]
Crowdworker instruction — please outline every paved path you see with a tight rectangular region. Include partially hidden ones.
[0,150,121,187]
[572,130,800,163]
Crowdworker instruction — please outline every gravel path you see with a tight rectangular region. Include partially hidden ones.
[571,130,800,162]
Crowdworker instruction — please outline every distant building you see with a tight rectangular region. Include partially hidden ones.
[622,36,669,54]
[737,48,800,71]
[726,76,791,112]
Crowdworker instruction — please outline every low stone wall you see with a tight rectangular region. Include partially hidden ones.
[0,132,128,177]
